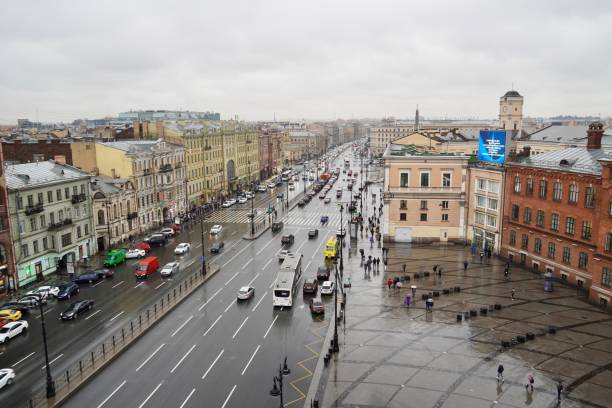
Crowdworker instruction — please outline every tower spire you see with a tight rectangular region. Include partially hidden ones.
[415,104,420,131]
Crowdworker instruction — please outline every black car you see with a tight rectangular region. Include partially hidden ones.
[72,272,101,285]
[146,233,167,247]
[281,234,295,246]
[271,222,284,233]
[210,241,225,253]
[303,278,318,294]
[297,199,306,208]
[317,266,331,280]
[91,268,114,279]
[56,282,79,300]
[60,300,94,320]
[0,302,30,314]
[308,229,319,239]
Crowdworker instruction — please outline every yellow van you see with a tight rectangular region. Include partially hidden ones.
[324,237,338,258]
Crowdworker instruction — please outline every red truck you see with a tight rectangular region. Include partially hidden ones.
[319,173,331,182]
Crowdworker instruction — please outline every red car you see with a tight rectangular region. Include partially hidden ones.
[134,243,151,253]
[309,298,325,314]
[0,318,9,329]
[303,279,318,294]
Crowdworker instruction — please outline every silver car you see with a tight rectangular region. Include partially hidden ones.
[237,286,255,300]
[160,262,180,277]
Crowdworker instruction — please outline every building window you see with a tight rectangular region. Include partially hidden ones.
[511,205,519,221]
[548,243,556,259]
[477,178,486,191]
[526,177,533,195]
[420,213,427,221]
[606,233,612,252]
[64,187,70,200]
[399,200,407,210]
[40,215,46,228]
[609,197,612,216]
[513,176,521,193]
[553,182,563,201]
[442,172,451,187]
[536,210,545,227]
[42,237,48,250]
[33,240,39,254]
[47,190,53,203]
[21,244,29,258]
[420,200,428,210]
[509,231,516,246]
[476,195,486,208]
[16,196,23,210]
[581,221,592,240]
[578,252,588,269]
[61,233,72,247]
[524,207,532,224]
[603,267,611,287]
[551,214,560,231]
[56,189,62,201]
[585,187,595,208]
[475,212,485,225]
[77,225,82,239]
[30,218,37,231]
[486,214,497,227]
[539,180,548,199]
[442,214,449,222]
[534,238,542,254]
[521,234,529,249]
[488,181,500,193]
[420,171,430,187]
[441,201,449,209]
[565,217,575,235]
[488,198,498,210]
[568,184,578,204]
[562,247,571,264]
[399,213,407,221]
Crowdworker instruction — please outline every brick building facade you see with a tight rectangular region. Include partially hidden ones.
[0,145,17,293]
[1,139,73,165]
[501,123,612,308]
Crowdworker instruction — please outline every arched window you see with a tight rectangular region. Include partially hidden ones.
[97,210,105,225]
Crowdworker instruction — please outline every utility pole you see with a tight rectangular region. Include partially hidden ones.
[249,162,255,236]
[200,217,207,275]
[33,293,55,398]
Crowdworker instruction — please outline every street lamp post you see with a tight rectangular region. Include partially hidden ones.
[249,162,255,236]
[339,204,344,278]
[332,258,340,353]
[200,217,207,276]
[303,164,306,196]
[32,294,55,398]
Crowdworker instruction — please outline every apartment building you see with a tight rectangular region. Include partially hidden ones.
[466,165,505,253]
[0,145,16,293]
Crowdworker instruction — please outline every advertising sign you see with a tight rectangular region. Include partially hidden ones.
[477,131,507,163]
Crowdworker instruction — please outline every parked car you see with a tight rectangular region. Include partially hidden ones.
[210,225,223,234]
[56,282,79,300]
[278,250,292,262]
[336,228,346,238]
[103,248,126,267]
[303,278,318,294]
[210,241,225,253]
[271,222,284,233]
[16,295,45,308]
[126,248,146,259]
[26,285,59,299]
[0,310,22,322]
[317,266,331,280]
[324,197,331,204]
[135,256,160,279]
[277,192,284,199]
[320,281,335,295]
[92,268,114,279]
[60,300,94,320]
[160,262,180,277]
[134,242,151,253]
[145,233,167,247]
[174,243,191,255]
[309,298,325,314]
[238,197,248,204]
[0,368,16,390]
[0,303,29,314]
[281,234,295,246]
[72,272,101,285]
[237,286,255,300]
[267,183,276,189]
[0,321,29,344]
[297,199,306,207]
[318,193,326,199]
[308,229,319,239]
[160,227,175,237]
[258,185,268,193]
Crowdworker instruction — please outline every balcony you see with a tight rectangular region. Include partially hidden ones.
[48,218,72,231]
[159,164,173,173]
[25,202,44,216]
[71,193,86,204]
[127,212,138,220]
[143,168,152,175]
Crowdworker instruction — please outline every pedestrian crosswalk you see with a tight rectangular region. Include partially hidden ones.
[282,211,343,228]
[204,208,268,224]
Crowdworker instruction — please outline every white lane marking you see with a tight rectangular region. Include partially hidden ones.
[198,287,223,311]
[296,239,307,253]
[137,381,163,408]
[251,292,267,312]
[135,343,166,372]
[184,259,196,269]
[241,345,261,376]
[154,281,166,290]
[109,310,125,322]
[34,307,54,319]
[241,258,253,270]
[194,243,202,249]
[221,385,237,408]
[171,315,194,337]
[305,260,311,272]
[313,238,325,259]
[134,282,144,288]
[232,316,249,339]
[225,271,239,286]
[256,238,273,255]
[263,315,278,339]
[231,231,237,235]
[111,280,125,289]
[203,315,223,337]
[262,258,273,270]
[269,278,277,289]
[247,273,260,286]
[85,309,102,320]
[96,380,127,408]
[178,388,196,408]
[41,353,63,370]
[92,280,105,288]
[11,352,35,367]
[202,349,224,379]
[222,243,252,268]
[223,300,234,314]
[170,344,196,374]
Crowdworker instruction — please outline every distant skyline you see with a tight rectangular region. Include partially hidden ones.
[1,0,611,124]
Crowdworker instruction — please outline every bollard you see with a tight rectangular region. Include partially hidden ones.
[91,351,94,365]
[147,309,150,320]
[66,370,70,383]
[139,315,142,326]
[131,321,134,333]
[167,293,170,303]
[174,288,176,298]
[112,336,115,347]
[154,304,157,315]
[180,285,182,294]
[122,328,125,340]
[102,343,106,355]
[161,298,164,309]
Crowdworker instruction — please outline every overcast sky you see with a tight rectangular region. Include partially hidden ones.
[1,0,611,124]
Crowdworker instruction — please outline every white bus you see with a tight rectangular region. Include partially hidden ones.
[272,253,303,307]
[281,170,292,182]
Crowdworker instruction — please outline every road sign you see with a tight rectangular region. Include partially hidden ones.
[200,255,206,262]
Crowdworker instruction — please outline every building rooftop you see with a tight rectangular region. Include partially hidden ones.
[100,140,183,154]
[525,124,612,145]
[6,161,88,190]
[384,143,470,158]
[510,147,612,175]
[503,90,522,98]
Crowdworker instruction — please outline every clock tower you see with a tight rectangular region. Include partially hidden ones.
[499,89,523,133]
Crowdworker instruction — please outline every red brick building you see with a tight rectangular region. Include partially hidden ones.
[501,123,612,308]
[258,128,284,179]
[0,145,17,293]
[1,139,73,165]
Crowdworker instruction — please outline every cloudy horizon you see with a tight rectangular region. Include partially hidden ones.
[1,0,611,124]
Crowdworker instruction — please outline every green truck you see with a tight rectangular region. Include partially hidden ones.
[103,248,126,267]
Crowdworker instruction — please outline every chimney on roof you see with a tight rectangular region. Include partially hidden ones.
[587,122,604,150]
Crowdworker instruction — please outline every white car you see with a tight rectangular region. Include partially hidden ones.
[160,228,175,237]
[229,198,237,205]
[324,197,331,204]
[268,183,276,189]
[160,262,180,277]
[0,368,16,390]
[126,248,146,259]
[245,192,254,199]
[289,184,295,190]
[222,201,232,208]
[210,225,223,234]
[320,281,335,295]
[278,250,292,261]
[174,243,191,255]
[0,321,29,344]
[26,285,59,299]
[238,197,248,204]
[258,186,267,193]
[237,286,255,300]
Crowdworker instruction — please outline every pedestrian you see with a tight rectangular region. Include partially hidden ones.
[556,380,563,404]
[463,260,468,272]
[480,252,484,263]
[497,364,505,383]
[433,264,438,273]
[511,288,515,300]
[402,263,406,274]
[438,267,442,277]
[370,235,374,248]
[396,280,402,294]
[504,268,509,279]
[525,373,534,392]
[387,278,393,290]
[426,296,433,311]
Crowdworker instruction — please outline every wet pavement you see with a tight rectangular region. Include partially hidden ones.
[313,240,612,407]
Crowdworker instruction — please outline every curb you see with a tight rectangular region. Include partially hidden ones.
[303,308,336,408]
[242,225,271,240]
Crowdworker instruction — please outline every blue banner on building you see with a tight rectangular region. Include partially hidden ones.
[477,131,507,163]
